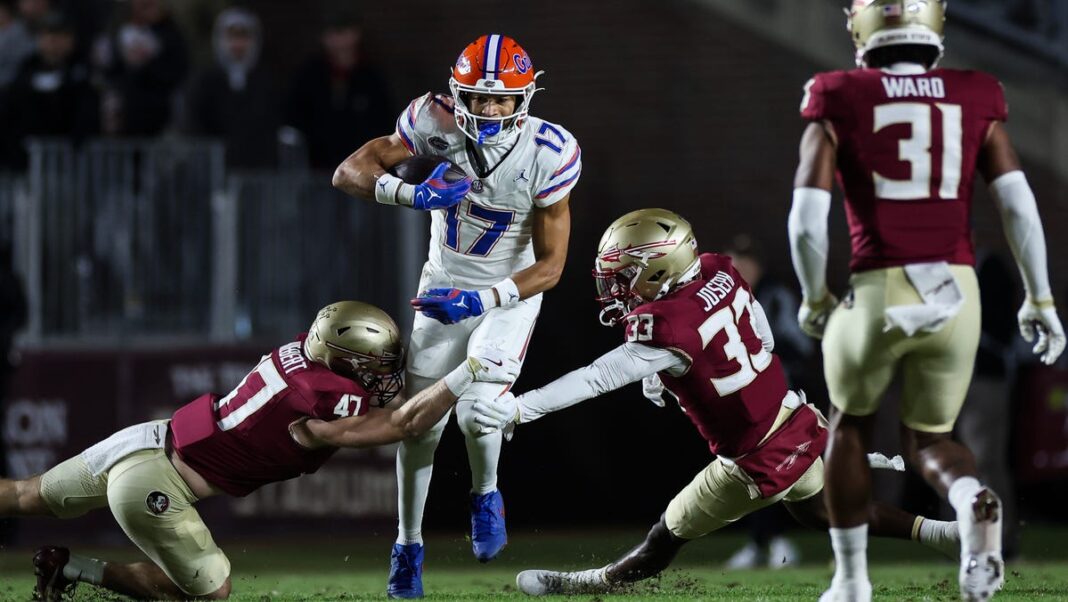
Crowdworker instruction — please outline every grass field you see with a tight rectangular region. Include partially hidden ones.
[2,527,1067,600]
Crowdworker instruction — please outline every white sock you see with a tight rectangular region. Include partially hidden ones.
[455,391,503,495]
[464,429,501,495]
[395,419,446,546]
[829,524,869,583]
[62,554,105,586]
[914,516,960,557]
[948,477,983,518]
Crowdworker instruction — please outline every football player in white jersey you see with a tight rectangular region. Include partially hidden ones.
[332,34,581,598]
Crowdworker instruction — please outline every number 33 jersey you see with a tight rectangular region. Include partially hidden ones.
[624,253,789,459]
[169,335,370,497]
[396,93,581,288]
[801,68,1007,272]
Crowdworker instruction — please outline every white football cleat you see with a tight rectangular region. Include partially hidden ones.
[516,570,562,596]
[768,536,801,569]
[819,578,872,602]
[724,542,764,570]
[959,488,1005,601]
[516,568,608,596]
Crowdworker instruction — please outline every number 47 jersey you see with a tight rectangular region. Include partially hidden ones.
[801,67,1008,272]
[396,93,581,288]
[169,335,370,497]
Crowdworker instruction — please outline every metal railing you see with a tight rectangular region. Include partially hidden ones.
[5,138,422,344]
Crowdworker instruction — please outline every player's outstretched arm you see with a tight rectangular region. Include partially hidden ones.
[980,122,1066,365]
[471,342,685,434]
[788,121,837,339]
[332,134,413,200]
[291,355,519,448]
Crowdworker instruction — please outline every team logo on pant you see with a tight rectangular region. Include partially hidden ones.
[471,180,485,193]
[146,491,170,515]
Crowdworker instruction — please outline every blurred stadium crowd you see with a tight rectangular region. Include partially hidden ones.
[0,0,393,172]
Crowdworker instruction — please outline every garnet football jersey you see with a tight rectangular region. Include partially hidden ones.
[170,335,370,497]
[395,92,581,288]
[801,68,1008,272]
[624,253,789,458]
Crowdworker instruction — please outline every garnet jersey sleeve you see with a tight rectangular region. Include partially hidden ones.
[800,71,850,123]
[529,120,581,207]
[394,92,458,155]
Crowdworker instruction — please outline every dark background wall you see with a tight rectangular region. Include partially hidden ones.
[228,0,1064,530]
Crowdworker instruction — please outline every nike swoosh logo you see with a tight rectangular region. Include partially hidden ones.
[486,358,503,367]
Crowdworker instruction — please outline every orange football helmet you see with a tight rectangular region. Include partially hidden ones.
[449,34,542,145]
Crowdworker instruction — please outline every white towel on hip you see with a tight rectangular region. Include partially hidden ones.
[884,261,964,336]
[81,420,169,477]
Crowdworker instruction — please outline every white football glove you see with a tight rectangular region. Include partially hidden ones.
[1017,299,1066,366]
[473,391,520,438]
[468,351,521,383]
[798,293,838,340]
[641,374,666,407]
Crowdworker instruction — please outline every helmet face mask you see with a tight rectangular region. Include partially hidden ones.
[593,209,701,327]
[593,263,644,327]
[304,301,405,407]
[846,0,946,68]
[449,34,542,146]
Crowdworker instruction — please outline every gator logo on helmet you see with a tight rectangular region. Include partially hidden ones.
[513,52,531,74]
[598,240,677,265]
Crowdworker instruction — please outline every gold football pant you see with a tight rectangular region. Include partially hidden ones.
[40,449,230,596]
[822,264,981,433]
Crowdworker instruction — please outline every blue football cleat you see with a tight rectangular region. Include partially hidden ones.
[471,490,507,562]
[387,543,424,599]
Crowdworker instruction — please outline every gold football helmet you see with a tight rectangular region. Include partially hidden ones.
[846,0,945,67]
[304,301,405,406]
[593,208,700,326]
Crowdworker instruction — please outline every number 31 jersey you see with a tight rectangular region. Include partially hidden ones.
[396,93,581,288]
[169,335,370,497]
[624,253,789,458]
[801,68,1007,272]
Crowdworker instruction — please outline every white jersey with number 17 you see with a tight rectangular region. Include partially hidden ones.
[395,93,582,289]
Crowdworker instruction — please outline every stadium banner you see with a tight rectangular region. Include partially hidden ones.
[2,346,397,544]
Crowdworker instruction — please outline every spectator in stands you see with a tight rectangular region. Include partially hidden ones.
[0,0,35,89]
[724,235,816,569]
[15,0,49,28]
[956,251,1021,560]
[283,11,392,170]
[93,0,188,136]
[0,10,98,169]
[185,7,278,168]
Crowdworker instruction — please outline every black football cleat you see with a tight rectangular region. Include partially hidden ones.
[32,546,75,602]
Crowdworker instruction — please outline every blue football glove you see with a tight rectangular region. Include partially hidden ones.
[411,288,485,324]
[411,163,471,211]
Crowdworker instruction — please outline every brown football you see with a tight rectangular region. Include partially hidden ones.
[388,155,467,184]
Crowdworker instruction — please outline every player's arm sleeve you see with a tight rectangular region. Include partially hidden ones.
[751,299,775,353]
[394,93,432,156]
[533,131,581,208]
[990,171,1053,301]
[516,343,685,423]
[788,187,832,301]
[799,75,828,121]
